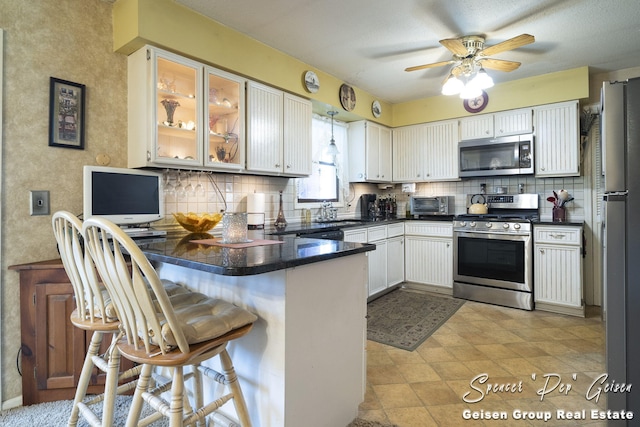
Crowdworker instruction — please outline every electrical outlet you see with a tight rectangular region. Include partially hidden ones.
[30,190,50,216]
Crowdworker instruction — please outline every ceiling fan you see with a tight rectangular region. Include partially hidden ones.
[405,33,535,73]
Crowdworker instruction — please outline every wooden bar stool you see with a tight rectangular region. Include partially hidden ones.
[82,217,257,427]
[52,211,142,427]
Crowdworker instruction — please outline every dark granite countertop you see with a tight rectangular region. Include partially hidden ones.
[533,221,584,227]
[135,230,374,276]
[265,216,453,236]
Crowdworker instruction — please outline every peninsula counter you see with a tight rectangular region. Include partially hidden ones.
[136,232,375,427]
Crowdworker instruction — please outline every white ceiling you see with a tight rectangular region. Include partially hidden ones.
[176,0,640,104]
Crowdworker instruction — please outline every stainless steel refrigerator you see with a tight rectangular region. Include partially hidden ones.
[601,77,640,422]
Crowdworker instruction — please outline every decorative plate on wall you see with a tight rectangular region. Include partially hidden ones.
[463,90,489,113]
[372,100,382,118]
[303,70,319,93]
[339,84,356,111]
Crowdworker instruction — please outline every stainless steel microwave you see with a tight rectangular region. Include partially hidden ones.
[410,196,453,216]
[459,134,534,177]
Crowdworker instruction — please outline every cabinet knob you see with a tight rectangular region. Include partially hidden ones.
[541,167,546,171]
[417,173,421,177]
[485,130,490,134]
[275,163,280,168]
[286,164,291,169]
[539,249,545,254]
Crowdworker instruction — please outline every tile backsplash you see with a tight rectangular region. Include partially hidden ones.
[160,171,585,228]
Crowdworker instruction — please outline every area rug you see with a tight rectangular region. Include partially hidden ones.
[0,396,394,427]
[367,288,465,351]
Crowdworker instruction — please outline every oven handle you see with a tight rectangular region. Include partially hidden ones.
[454,230,531,242]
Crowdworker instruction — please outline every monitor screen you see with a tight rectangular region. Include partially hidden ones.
[83,166,164,226]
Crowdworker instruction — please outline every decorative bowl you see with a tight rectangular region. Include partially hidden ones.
[173,212,223,233]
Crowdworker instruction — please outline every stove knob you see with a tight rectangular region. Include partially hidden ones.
[485,222,492,228]
[470,221,476,227]
[514,223,521,230]
[459,221,466,227]
[503,223,510,229]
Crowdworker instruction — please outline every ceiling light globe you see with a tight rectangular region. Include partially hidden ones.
[442,76,463,96]
[472,68,494,89]
[459,85,482,100]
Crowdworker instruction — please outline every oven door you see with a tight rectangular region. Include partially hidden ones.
[454,230,532,292]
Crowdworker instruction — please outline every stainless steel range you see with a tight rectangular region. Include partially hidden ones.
[453,193,539,310]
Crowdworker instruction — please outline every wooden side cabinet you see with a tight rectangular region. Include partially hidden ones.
[9,259,128,405]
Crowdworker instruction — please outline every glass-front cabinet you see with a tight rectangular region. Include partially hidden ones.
[155,54,202,166]
[205,67,245,169]
[128,46,245,171]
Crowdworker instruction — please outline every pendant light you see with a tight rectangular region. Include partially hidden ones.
[326,111,339,157]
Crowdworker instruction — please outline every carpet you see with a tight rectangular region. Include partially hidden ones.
[0,396,395,426]
[367,288,465,351]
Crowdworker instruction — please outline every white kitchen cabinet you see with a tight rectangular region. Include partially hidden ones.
[423,120,459,180]
[392,120,458,182]
[392,124,424,182]
[344,223,404,297]
[386,223,405,287]
[128,45,245,171]
[404,221,453,293]
[533,100,580,177]
[533,224,584,316]
[246,81,312,176]
[348,121,392,183]
[494,108,533,137]
[459,114,494,140]
[459,108,532,141]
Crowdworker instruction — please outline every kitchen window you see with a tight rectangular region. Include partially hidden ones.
[295,115,347,207]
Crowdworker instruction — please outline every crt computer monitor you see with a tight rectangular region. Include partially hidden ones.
[82,166,164,226]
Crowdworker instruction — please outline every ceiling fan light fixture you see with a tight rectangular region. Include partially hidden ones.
[471,67,494,90]
[442,73,464,95]
[459,84,483,100]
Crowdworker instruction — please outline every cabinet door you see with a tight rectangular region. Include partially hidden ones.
[534,100,580,177]
[153,50,203,167]
[368,240,387,296]
[424,120,459,180]
[534,244,583,308]
[35,282,85,391]
[204,66,246,171]
[494,108,533,136]
[247,81,284,174]
[392,124,425,181]
[378,125,392,182]
[404,236,453,288]
[283,93,312,176]
[387,236,404,287]
[460,114,494,140]
[365,123,382,181]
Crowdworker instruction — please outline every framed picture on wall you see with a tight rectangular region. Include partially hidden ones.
[48,77,85,149]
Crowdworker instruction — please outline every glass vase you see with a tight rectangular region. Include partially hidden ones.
[274,191,287,228]
[552,206,566,222]
[221,212,249,243]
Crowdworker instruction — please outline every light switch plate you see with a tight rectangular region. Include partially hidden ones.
[30,190,50,216]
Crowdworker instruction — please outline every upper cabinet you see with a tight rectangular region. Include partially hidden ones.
[392,120,458,182]
[348,121,392,183]
[246,81,312,176]
[533,100,580,177]
[128,46,245,172]
[460,108,532,141]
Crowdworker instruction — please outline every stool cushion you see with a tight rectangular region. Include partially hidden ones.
[157,292,257,347]
[98,279,190,321]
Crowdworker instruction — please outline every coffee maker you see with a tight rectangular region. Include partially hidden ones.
[360,194,377,221]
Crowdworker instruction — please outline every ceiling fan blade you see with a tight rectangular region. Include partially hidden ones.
[479,58,521,72]
[481,34,535,56]
[439,38,468,56]
[405,60,455,72]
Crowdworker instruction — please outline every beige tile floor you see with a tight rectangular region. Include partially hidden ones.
[358,293,607,427]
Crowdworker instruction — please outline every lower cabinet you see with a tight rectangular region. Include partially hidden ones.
[533,225,584,316]
[10,259,135,405]
[404,221,453,292]
[344,222,404,297]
